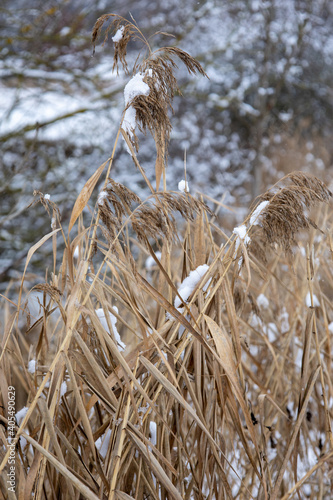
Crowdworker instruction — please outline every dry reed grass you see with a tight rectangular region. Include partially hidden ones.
[0,14,333,500]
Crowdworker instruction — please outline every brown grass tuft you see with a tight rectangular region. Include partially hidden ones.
[92,14,207,190]
[248,171,332,253]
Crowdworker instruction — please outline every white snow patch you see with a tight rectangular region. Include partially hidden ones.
[16,406,28,425]
[305,292,320,308]
[233,224,248,240]
[44,194,51,200]
[97,190,108,206]
[95,307,126,351]
[250,200,269,226]
[121,72,150,153]
[266,323,278,343]
[250,314,262,329]
[174,264,209,311]
[149,421,157,446]
[233,224,250,254]
[178,179,189,192]
[60,381,67,398]
[112,26,125,43]
[73,246,79,259]
[124,73,150,106]
[122,105,137,142]
[328,322,333,334]
[279,307,289,334]
[28,359,36,374]
[145,251,162,270]
[257,293,269,309]
[95,428,112,459]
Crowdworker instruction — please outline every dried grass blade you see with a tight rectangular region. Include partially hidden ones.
[0,311,17,367]
[280,450,333,500]
[136,273,212,351]
[36,398,76,497]
[127,430,182,500]
[20,432,101,500]
[92,315,157,411]
[62,352,97,461]
[114,492,135,500]
[139,355,234,499]
[221,278,242,363]
[17,228,60,311]
[72,329,118,407]
[68,160,107,234]
[270,365,321,500]
[120,130,155,194]
[204,315,263,478]
[155,146,163,192]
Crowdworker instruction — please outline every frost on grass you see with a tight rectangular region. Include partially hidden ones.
[27,359,36,374]
[174,264,209,312]
[178,179,189,193]
[44,194,51,201]
[95,307,126,351]
[305,292,320,308]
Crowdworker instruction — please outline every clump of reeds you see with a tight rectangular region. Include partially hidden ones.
[248,171,332,254]
[1,13,333,500]
[93,13,207,190]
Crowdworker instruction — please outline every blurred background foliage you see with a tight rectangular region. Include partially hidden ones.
[1,0,333,291]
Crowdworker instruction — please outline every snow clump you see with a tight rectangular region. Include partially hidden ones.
[95,428,112,459]
[60,381,67,398]
[174,264,209,312]
[112,26,125,43]
[97,190,108,206]
[305,292,320,308]
[96,307,126,351]
[28,359,36,374]
[178,180,189,192]
[233,225,250,253]
[257,293,269,309]
[149,421,157,446]
[250,200,269,226]
[122,73,150,150]
[16,406,29,425]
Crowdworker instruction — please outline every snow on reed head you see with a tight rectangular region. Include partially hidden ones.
[122,73,150,152]
[178,180,189,193]
[250,200,269,226]
[112,26,125,43]
[174,264,209,312]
